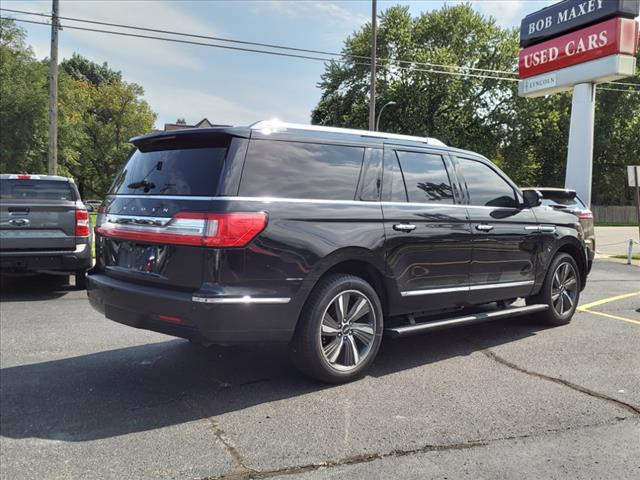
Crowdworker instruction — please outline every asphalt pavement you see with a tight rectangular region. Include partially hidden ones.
[1,260,639,480]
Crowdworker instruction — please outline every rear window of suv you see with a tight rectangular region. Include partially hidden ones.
[239,140,365,200]
[0,179,75,201]
[540,193,586,209]
[110,142,228,196]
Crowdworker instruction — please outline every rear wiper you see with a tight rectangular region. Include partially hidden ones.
[127,161,163,192]
[127,180,156,192]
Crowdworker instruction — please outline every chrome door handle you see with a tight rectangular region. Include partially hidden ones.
[475,224,494,232]
[393,223,417,232]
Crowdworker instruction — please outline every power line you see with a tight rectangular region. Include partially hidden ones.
[4,17,518,83]
[5,17,344,64]
[599,86,640,93]
[4,13,639,93]
[0,7,521,77]
[13,7,638,87]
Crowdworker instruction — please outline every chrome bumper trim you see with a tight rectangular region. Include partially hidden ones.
[192,295,291,304]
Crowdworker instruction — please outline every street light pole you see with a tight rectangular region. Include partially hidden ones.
[376,101,397,131]
[368,0,377,131]
[48,0,60,175]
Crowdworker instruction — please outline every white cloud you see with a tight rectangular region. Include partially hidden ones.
[3,0,218,70]
[146,85,277,127]
[471,0,556,27]
[255,1,367,30]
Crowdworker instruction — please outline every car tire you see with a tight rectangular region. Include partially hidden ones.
[290,274,383,384]
[527,252,580,326]
[75,270,87,290]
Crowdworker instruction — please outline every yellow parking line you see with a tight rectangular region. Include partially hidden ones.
[579,309,640,326]
[576,290,640,326]
[577,291,640,311]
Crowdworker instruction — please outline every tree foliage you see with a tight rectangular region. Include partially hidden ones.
[0,20,156,197]
[0,18,48,173]
[312,4,640,205]
[61,53,122,86]
[57,60,155,197]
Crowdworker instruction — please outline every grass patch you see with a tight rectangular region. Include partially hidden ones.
[612,254,640,260]
[595,223,638,227]
[90,213,97,258]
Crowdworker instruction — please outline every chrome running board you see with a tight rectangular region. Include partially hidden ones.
[385,304,549,338]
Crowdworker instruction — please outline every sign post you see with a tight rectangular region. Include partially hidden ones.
[628,165,640,243]
[518,0,640,207]
[565,83,595,207]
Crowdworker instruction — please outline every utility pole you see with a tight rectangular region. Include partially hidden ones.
[368,0,377,131]
[48,0,60,175]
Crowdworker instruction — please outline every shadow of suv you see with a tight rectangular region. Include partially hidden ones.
[87,120,589,383]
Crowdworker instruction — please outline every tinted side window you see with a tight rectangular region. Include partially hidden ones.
[396,151,453,204]
[240,140,364,200]
[359,148,382,201]
[382,149,407,202]
[457,158,518,208]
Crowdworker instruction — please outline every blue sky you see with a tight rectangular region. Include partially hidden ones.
[4,0,559,128]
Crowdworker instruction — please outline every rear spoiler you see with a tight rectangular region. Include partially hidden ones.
[130,127,251,151]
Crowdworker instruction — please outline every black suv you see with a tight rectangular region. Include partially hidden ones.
[87,121,589,383]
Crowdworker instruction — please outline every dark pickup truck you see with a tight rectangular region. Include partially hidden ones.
[0,174,92,289]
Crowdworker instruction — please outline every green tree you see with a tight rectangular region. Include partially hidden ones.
[497,49,640,205]
[0,18,48,173]
[61,53,122,86]
[312,4,519,159]
[313,4,640,205]
[57,56,156,197]
[1,22,156,197]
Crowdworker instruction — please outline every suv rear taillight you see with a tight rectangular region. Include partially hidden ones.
[95,212,267,247]
[577,211,593,220]
[75,208,90,237]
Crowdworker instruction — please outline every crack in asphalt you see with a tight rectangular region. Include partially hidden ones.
[180,397,258,477]
[205,440,487,480]
[185,338,639,480]
[482,349,640,416]
[200,418,633,480]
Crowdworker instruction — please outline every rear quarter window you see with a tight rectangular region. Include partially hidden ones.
[239,140,365,200]
[0,180,75,201]
[540,194,579,207]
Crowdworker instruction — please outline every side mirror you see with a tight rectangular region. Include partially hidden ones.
[84,203,95,212]
[522,189,542,208]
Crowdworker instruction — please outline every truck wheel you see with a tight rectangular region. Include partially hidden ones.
[290,274,383,383]
[527,253,580,326]
[75,270,87,290]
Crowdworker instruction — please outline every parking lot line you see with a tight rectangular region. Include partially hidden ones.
[578,291,640,311]
[577,291,640,326]
[580,309,640,326]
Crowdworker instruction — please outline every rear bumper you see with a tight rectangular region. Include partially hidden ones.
[0,243,92,273]
[86,273,298,344]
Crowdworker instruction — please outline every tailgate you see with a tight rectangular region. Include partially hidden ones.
[95,197,215,290]
[93,133,256,291]
[0,202,78,251]
[0,177,80,251]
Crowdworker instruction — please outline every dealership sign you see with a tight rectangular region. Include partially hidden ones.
[518,0,639,97]
[519,53,637,97]
[519,17,639,78]
[520,0,640,47]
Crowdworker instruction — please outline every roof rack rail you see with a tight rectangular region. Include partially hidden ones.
[250,119,446,147]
